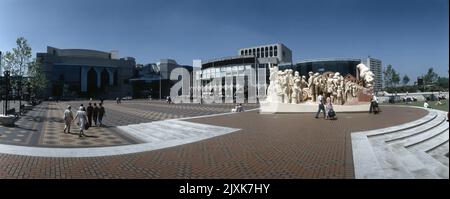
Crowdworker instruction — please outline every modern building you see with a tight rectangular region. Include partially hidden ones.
[36,46,135,99]
[279,57,383,92]
[239,43,292,65]
[194,43,292,103]
[130,59,193,99]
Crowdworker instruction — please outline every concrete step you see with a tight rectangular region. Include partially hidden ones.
[365,111,437,137]
[389,143,439,178]
[371,144,415,179]
[408,130,449,153]
[410,150,449,179]
[402,122,449,148]
[428,142,449,167]
[384,113,446,143]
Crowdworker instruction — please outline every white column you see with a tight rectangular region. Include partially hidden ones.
[94,67,102,88]
[81,66,89,92]
[107,68,114,86]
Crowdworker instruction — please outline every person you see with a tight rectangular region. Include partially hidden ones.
[424,100,430,109]
[238,104,244,112]
[369,94,380,114]
[73,107,88,137]
[116,97,120,104]
[315,94,325,119]
[63,105,74,133]
[93,103,99,126]
[86,103,94,126]
[325,97,336,120]
[166,96,172,104]
[98,103,105,127]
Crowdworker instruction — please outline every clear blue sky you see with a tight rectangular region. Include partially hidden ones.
[1,0,448,80]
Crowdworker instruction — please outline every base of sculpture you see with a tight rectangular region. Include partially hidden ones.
[259,101,371,114]
[0,115,17,126]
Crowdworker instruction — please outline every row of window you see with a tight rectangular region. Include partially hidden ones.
[240,45,278,58]
[196,65,253,79]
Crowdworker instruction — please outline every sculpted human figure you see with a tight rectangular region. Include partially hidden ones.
[287,69,294,103]
[266,64,279,101]
[291,71,301,104]
[307,71,315,101]
[313,73,321,102]
[337,85,343,105]
[326,73,334,100]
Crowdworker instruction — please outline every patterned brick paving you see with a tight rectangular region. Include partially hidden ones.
[0,105,427,179]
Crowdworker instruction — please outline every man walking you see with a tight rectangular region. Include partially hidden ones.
[315,94,325,119]
[87,103,94,126]
[98,103,105,127]
[93,103,99,126]
[63,105,74,133]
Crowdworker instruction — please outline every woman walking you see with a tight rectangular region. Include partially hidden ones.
[325,97,336,120]
[73,107,88,137]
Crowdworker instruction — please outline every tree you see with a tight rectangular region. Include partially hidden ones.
[2,37,47,98]
[383,64,394,88]
[27,59,48,96]
[423,67,439,85]
[392,71,400,87]
[2,37,32,77]
[402,75,410,86]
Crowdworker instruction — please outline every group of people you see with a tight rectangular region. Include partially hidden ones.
[314,94,337,120]
[63,102,106,137]
[231,104,245,112]
[315,93,381,120]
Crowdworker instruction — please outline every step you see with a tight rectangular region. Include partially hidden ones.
[384,113,446,143]
[407,130,449,152]
[365,111,437,137]
[139,122,206,139]
[127,124,180,141]
[410,150,449,179]
[389,143,439,178]
[371,144,415,179]
[402,123,449,147]
[117,125,162,143]
[351,132,385,179]
[428,142,449,167]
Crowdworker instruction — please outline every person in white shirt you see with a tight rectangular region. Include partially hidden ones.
[315,94,325,118]
[63,106,74,133]
[424,101,430,109]
[73,107,88,137]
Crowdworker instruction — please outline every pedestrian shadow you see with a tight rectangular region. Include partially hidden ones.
[66,132,99,138]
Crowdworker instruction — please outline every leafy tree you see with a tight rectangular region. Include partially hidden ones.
[383,64,394,88]
[437,76,449,89]
[2,37,47,98]
[392,71,400,87]
[402,75,410,86]
[423,67,439,85]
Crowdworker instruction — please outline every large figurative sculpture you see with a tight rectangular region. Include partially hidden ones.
[265,63,374,105]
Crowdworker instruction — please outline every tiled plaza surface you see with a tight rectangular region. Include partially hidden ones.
[0,102,428,178]
[1,100,257,147]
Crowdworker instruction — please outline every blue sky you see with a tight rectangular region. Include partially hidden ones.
[0,0,448,80]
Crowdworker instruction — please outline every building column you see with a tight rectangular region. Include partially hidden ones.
[81,66,89,92]
[107,68,114,86]
[94,67,102,88]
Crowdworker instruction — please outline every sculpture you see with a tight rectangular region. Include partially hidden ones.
[357,63,375,88]
[265,62,373,106]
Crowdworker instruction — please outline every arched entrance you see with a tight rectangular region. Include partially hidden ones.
[101,69,109,91]
[87,68,97,96]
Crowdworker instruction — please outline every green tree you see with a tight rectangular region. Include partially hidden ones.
[2,37,32,77]
[392,71,400,87]
[402,75,410,86]
[423,67,439,85]
[383,64,394,88]
[2,37,47,98]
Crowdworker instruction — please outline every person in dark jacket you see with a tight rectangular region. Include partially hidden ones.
[98,103,106,127]
[93,103,99,126]
[86,103,94,126]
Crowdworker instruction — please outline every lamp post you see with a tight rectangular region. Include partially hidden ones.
[3,70,10,116]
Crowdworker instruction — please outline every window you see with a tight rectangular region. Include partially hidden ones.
[269,46,273,57]
[252,49,256,56]
[261,48,264,58]
[265,47,269,57]
[274,46,278,56]
[241,50,244,55]
[244,50,248,55]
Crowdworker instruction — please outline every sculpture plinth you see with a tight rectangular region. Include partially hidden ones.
[260,101,371,114]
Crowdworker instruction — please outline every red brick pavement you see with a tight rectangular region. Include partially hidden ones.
[0,106,427,179]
